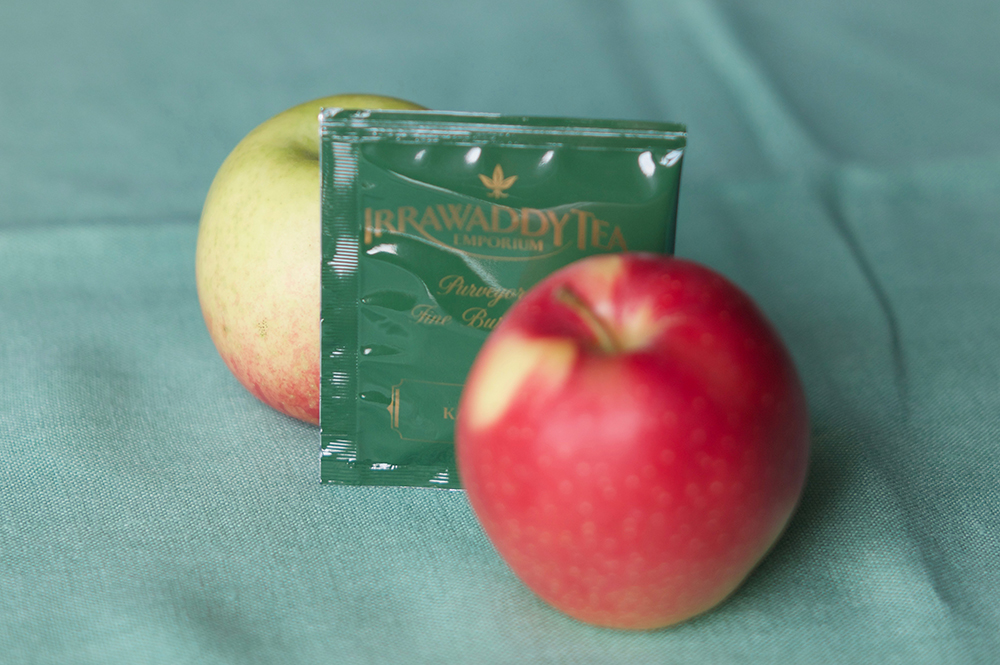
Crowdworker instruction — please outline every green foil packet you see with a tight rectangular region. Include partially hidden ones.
[319,109,686,488]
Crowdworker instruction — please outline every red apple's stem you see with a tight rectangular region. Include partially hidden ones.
[554,286,621,354]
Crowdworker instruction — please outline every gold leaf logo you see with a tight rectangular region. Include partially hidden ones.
[479,164,517,199]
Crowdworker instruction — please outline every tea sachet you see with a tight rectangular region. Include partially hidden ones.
[320,109,686,487]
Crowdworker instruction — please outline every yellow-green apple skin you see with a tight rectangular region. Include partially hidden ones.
[196,94,425,424]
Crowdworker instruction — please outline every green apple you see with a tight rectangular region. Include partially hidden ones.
[196,94,425,424]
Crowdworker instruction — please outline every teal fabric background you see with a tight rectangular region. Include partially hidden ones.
[2,0,998,662]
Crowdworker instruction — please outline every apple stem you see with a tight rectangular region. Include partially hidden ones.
[554,286,621,354]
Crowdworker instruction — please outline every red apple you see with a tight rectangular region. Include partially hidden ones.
[455,253,809,630]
